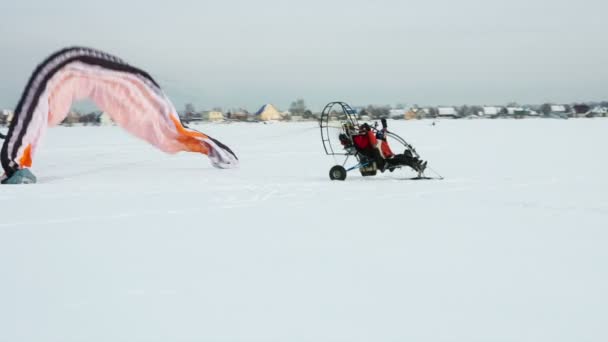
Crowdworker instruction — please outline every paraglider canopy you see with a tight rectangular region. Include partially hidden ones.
[1,46,238,184]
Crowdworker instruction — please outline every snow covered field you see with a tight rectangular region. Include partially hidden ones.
[1,119,607,341]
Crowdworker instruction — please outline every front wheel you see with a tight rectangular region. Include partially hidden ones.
[329,165,347,181]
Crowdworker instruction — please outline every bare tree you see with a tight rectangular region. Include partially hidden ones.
[457,105,470,117]
[183,103,196,122]
[289,98,307,116]
[469,105,483,116]
[366,105,390,119]
[540,103,552,116]
[185,103,196,114]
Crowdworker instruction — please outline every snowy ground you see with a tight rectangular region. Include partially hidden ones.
[1,119,607,342]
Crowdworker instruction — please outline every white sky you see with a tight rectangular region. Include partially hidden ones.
[1,0,606,111]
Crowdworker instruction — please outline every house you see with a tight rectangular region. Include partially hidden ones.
[527,109,540,117]
[99,112,114,125]
[506,107,534,118]
[203,111,224,122]
[189,112,204,122]
[389,109,406,120]
[590,106,608,117]
[226,110,250,121]
[549,105,569,118]
[403,107,428,120]
[572,104,591,118]
[285,110,307,121]
[481,106,500,118]
[255,104,283,121]
[437,107,458,118]
[421,108,431,118]
[404,109,417,120]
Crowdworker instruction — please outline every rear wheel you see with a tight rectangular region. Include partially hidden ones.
[329,165,347,180]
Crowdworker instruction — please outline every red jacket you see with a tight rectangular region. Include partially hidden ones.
[353,131,377,150]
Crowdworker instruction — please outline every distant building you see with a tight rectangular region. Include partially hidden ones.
[190,112,204,122]
[203,111,224,122]
[590,106,608,117]
[389,109,406,119]
[99,112,114,125]
[227,110,250,121]
[549,105,569,118]
[179,111,203,123]
[506,107,530,118]
[482,106,500,117]
[437,107,458,118]
[572,104,591,118]
[419,108,431,118]
[404,109,417,120]
[255,104,283,121]
[403,107,428,120]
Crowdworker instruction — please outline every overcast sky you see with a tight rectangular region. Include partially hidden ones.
[1,0,606,111]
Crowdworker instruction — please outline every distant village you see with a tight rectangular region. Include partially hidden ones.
[1,100,607,126]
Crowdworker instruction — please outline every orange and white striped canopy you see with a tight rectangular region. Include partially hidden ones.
[1,47,238,179]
